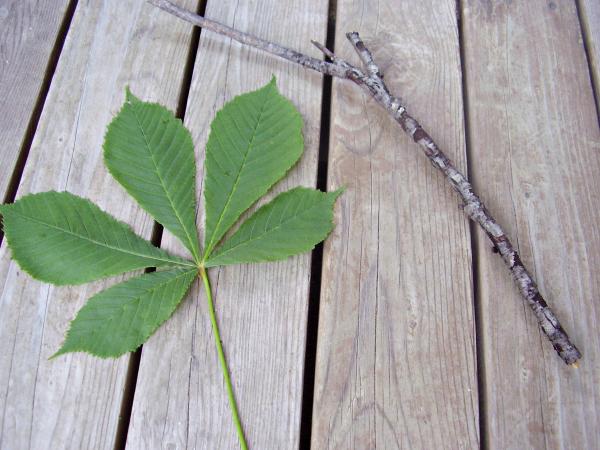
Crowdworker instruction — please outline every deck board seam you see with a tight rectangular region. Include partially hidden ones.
[1,0,79,242]
[112,1,208,448]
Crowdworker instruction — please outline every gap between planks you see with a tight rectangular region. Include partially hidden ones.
[1,0,78,242]
[0,2,200,448]
[298,0,338,447]
[462,1,600,448]
[112,1,207,449]
[124,0,328,446]
[457,1,488,449]
[575,0,600,128]
[310,0,479,447]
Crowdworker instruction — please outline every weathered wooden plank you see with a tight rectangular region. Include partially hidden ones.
[462,0,600,448]
[0,0,71,199]
[311,0,479,448]
[0,1,196,448]
[579,0,600,115]
[126,1,327,448]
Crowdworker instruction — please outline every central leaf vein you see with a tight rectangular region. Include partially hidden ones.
[9,210,195,268]
[131,104,200,261]
[203,93,270,259]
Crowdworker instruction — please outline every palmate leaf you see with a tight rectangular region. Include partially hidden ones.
[52,268,197,358]
[203,78,304,259]
[0,191,193,285]
[205,187,342,267]
[104,89,201,261]
[0,78,343,370]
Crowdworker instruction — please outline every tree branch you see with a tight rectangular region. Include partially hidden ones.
[148,0,581,365]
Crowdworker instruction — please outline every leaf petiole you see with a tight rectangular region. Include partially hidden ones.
[199,266,248,450]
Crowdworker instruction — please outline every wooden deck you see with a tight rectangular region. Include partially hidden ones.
[1,0,599,448]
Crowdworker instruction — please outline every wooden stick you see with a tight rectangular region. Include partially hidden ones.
[148,0,581,365]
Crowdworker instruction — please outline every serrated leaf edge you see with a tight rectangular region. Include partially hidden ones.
[0,192,195,286]
[103,89,201,262]
[51,267,198,359]
[205,187,343,267]
[202,77,304,260]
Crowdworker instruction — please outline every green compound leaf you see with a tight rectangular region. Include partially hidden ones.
[203,77,304,259]
[104,89,201,261]
[52,267,197,358]
[205,187,342,267]
[0,191,194,285]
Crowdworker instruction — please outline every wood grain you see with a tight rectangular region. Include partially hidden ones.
[0,1,196,448]
[0,0,71,199]
[462,0,600,448]
[126,0,327,448]
[579,0,600,115]
[311,0,479,448]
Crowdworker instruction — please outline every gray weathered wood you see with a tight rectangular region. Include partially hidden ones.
[462,0,600,448]
[126,0,327,448]
[311,0,479,448]
[579,0,600,116]
[0,0,71,199]
[0,1,196,448]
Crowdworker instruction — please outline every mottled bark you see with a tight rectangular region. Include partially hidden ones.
[148,0,581,365]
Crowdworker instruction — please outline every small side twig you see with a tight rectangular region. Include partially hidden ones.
[149,0,581,365]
